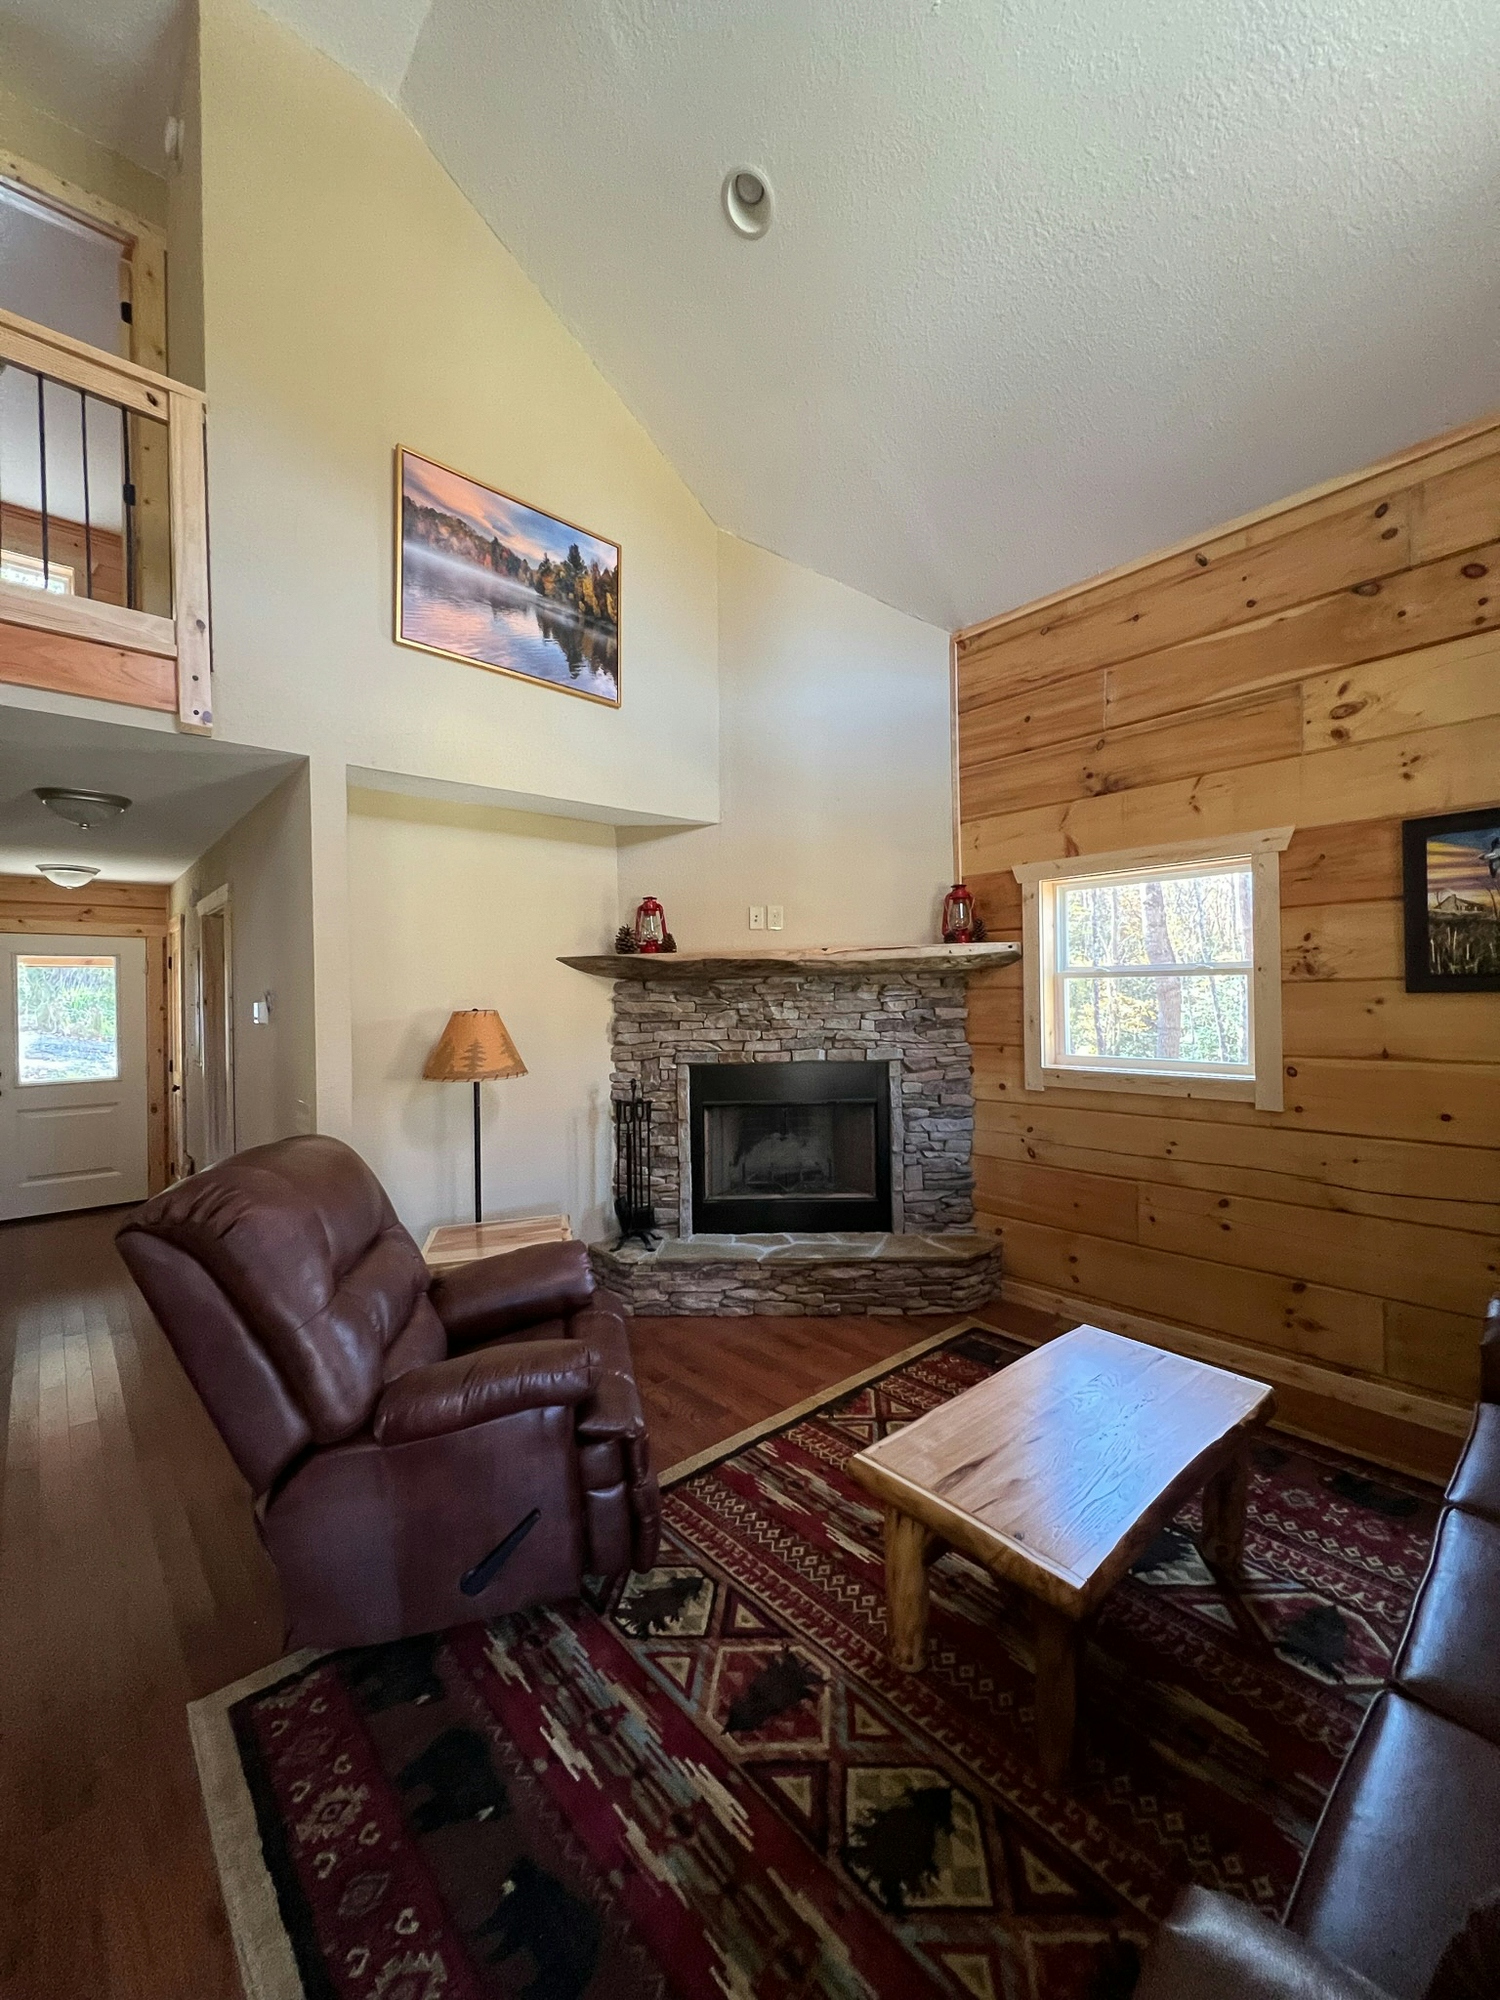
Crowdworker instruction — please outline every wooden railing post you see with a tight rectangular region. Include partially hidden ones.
[169,392,212,733]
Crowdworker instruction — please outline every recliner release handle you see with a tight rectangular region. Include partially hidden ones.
[460,1508,542,1598]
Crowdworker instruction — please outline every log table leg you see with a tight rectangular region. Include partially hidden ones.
[884,1507,932,1672]
[1033,1603,1080,1784]
[1201,1440,1251,1576]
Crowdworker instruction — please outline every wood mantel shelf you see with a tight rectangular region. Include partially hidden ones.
[559,942,1021,979]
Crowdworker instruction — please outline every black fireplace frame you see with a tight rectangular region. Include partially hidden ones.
[688,1060,892,1234]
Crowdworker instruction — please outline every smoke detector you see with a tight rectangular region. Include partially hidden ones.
[723,168,773,240]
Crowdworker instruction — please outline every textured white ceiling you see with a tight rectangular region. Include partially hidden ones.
[0,0,186,171]
[393,0,1500,627]
[6,0,1498,628]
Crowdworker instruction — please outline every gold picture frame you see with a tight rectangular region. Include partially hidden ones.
[394,446,621,707]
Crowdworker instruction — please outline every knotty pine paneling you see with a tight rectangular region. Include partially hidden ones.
[966,714,1500,872]
[1097,540,1498,732]
[964,688,1303,822]
[0,874,171,935]
[975,1105,1499,1228]
[976,1053,1500,1148]
[957,419,1500,1445]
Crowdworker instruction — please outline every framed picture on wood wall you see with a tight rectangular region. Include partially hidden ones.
[1402,806,1500,991]
[395,447,621,706]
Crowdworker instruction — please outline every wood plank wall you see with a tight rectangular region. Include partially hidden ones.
[1,505,127,604]
[956,415,1500,1476]
[0,875,173,1194]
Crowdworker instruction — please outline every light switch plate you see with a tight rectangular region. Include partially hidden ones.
[767,904,784,931]
[749,905,766,930]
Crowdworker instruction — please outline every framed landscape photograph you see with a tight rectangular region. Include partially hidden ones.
[395,447,621,706]
[1402,806,1500,991]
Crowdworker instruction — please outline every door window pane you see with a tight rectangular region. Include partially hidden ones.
[16,955,119,1083]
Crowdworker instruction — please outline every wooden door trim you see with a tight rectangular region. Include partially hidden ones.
[166,914,186,1183]
[194,886,234,1163]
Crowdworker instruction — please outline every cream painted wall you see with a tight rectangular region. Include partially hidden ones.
[171,765,318,1163]
[166,7,205,390]
[347,789,616,1241]
[0,82,168,228]
[195,0,718,827]
[618,534,953,950]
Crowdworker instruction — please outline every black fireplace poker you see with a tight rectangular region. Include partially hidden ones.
[613,1080,660,1250]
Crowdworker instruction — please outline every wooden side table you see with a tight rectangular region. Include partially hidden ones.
[421,1214,572,1274]
[848,1324,1274,1783]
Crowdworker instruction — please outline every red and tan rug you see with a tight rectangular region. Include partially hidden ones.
[190,1323,1441,2000]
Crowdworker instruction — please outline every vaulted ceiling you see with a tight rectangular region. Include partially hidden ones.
[6,0,1499,628]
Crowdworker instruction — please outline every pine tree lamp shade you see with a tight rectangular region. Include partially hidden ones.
[423,1009,527,1225]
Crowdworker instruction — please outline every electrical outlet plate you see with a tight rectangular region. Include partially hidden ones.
[749,905,766,930]
[767,904,784,931]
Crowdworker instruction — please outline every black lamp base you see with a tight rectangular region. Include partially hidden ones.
[471,1077,483,1226]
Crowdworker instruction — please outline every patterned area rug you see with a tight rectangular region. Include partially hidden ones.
[191,1324,1442,2000]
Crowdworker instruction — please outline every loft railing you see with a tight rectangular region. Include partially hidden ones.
[0,304,211,732]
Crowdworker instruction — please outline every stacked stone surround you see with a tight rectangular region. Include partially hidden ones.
[589,964,999,1315]
[607,968,978,1237]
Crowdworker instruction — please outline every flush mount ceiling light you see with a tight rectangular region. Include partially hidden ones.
[34,786,132,830]
[723,167,773,240]
[37,863,100,889]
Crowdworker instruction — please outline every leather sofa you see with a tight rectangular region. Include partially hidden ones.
[1136,1301,1500,2000]
[118,1135,661,1650]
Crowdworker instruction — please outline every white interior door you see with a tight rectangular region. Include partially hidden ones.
[0,934,149,1220]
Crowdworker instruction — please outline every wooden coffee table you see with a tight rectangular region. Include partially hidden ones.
[847,1325,1275,1783]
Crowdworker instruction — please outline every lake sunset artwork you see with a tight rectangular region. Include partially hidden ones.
[396,448,621,705]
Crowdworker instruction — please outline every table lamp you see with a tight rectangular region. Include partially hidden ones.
[423,1009,527,1225]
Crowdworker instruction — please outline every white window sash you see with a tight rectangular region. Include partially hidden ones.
[1016,828,1290,1110]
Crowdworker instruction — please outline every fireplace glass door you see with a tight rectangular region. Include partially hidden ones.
[689,1061,892,1233]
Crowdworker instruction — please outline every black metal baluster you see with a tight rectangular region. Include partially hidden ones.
[80,392,94,598]
[36,373,49,588]
[121,404,135,609]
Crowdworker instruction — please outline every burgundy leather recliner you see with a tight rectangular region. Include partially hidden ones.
[117,1134,661,1649]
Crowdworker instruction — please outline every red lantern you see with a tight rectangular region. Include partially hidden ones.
[942,882,976,943]
[633,894,667,953]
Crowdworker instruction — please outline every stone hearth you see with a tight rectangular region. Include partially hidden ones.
[591,1229,1000,1317]
[563,944,1017,1316]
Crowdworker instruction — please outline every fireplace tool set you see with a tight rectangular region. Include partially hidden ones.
[613,1080,659,1248]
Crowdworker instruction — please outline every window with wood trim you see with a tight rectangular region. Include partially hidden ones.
[1012,829,1292,1109]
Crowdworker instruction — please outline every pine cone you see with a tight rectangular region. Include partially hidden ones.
[662,933,678,953]
[614,925,638,954]
[972,913,988,941]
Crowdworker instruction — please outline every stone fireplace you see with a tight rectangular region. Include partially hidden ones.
[559,943,1020,1314]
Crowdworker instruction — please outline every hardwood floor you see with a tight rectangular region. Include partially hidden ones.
[631,1308,947,1471]
[0,1205,976,1999]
